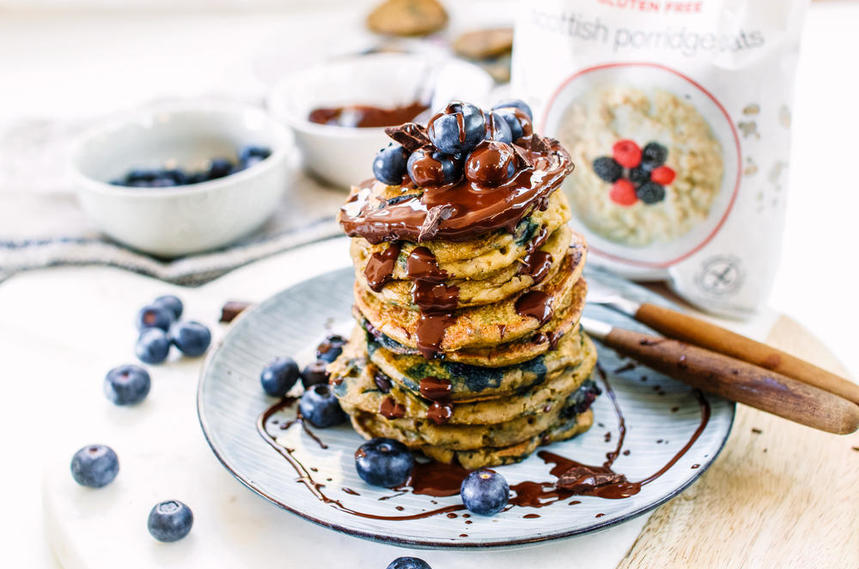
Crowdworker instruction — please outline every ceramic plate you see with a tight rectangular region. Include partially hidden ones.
[198,266,734,548]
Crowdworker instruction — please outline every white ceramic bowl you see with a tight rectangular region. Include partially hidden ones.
[267,53,495,188]
[71,102,291,258]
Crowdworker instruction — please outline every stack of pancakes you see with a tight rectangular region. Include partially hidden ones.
[330,123,599,469]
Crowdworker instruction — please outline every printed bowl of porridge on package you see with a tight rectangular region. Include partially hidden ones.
[543,64,741,271]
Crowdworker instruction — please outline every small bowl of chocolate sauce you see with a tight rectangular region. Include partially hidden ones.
[267,53,494,188]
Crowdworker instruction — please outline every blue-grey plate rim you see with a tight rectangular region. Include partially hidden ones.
[197,266,735,549]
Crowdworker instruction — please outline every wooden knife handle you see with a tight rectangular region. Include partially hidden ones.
[603,327,859,435]
[635,302,859,405]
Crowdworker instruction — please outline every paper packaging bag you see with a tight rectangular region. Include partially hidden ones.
[512,0,808,317]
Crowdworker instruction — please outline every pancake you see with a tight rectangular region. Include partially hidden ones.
[345,377,599,452]
[331,328,597,422]
[419,409,594,469]
[369,327,596,401]
[357,226,584,309]
[350,189,571,281]
[354,253,587,353]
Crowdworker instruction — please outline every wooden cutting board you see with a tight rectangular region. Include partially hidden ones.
[617,315,859,568]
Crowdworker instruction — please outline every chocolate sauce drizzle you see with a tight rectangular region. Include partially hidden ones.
[515,290,554,325]
[257,366,712,521]
[364,243,402,292]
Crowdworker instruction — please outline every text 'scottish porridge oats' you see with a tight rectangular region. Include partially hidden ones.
[558,86,724,247]
[512,0,807,316]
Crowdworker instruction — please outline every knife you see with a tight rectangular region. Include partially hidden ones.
[587,280,859,406]
[580,316,859,435]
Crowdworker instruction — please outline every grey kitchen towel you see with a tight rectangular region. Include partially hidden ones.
[0,116,348,286]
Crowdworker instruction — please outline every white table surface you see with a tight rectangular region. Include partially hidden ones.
[1,2,857,568]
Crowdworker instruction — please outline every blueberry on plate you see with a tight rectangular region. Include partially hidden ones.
[135,304,175,331]
[484,111,513,144]
[427,102,485,155]
[260,357,300,397]
[238,145,272,168]
[104,364,151,405]
[169,321,211,357]
[354,438,414,488]
[136,328,171,364]
[147,500,193,542]
[641,142,668,168]
[373,144,409,185]
[407,147,462,187]
[387,557,432,569]
[316,334,347,363]
[494,107,532,141]
[152,295,183,320]
[636,181,666,204]
[301,360,330,388]
[492,98,533,120]
[299,383,346,428]
[70,444,119,488]
[208,158,233,180]
[460,469,509,516]
[591,157,622,183]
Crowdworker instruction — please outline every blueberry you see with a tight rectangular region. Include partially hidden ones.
[492,98,533,121]
[136,328,171,364]
[125,169,157,184]
[149,176,177,188]
[495,107,532,141]
[152,295,183,320]
[641,142,668,168]
[354,438,414,488]
[387,557,432,569]
[301,360,329,388]
[238,145,271,169]
[70,444,119,488]
[185,171,208,185]
[136,304,174,331]
[427,102,485,155]
[636,182,666,204]
[147,500,193,542]
[592,157,622,183]
[299,383,346,428]
[464,140,516,186]
[460,469,509,516]
[260,357,300,397]
[407,147,462,187]
[169,321,211,357]
[484,111,513,144]
[373,144,409,185]
[104,364,151,405]
[208,158,233,180]
[316,334,346,363]
[161,169,187,185]
[628,166,651,185]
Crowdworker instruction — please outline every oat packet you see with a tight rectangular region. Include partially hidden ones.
[512,0,808,317]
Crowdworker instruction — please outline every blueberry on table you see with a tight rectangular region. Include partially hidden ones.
[135,304,175,332]
[316,334,347,363]
[592,157,623,183]
[407,147,463,187]
[301,360,330,388]
[460,469,509,516]
[260,357,300,397]
[136,328,171,364]
[491,98,533,120]
[354,438,414,488]
[169,321,211,357]
[299,383,346,428]
[641,141,668,168]
[387,557,432,569]
[152,295,183,320]
[636,181,666,205]
[104,364,151,405]
[207,158,233,180]
[147,500,193,542]
[70,444,119,488]
[484,111,513,144]
[373,144,409,185]
[427,101,485,155]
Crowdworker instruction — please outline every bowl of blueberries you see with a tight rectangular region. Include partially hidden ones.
[71,101,291,257]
